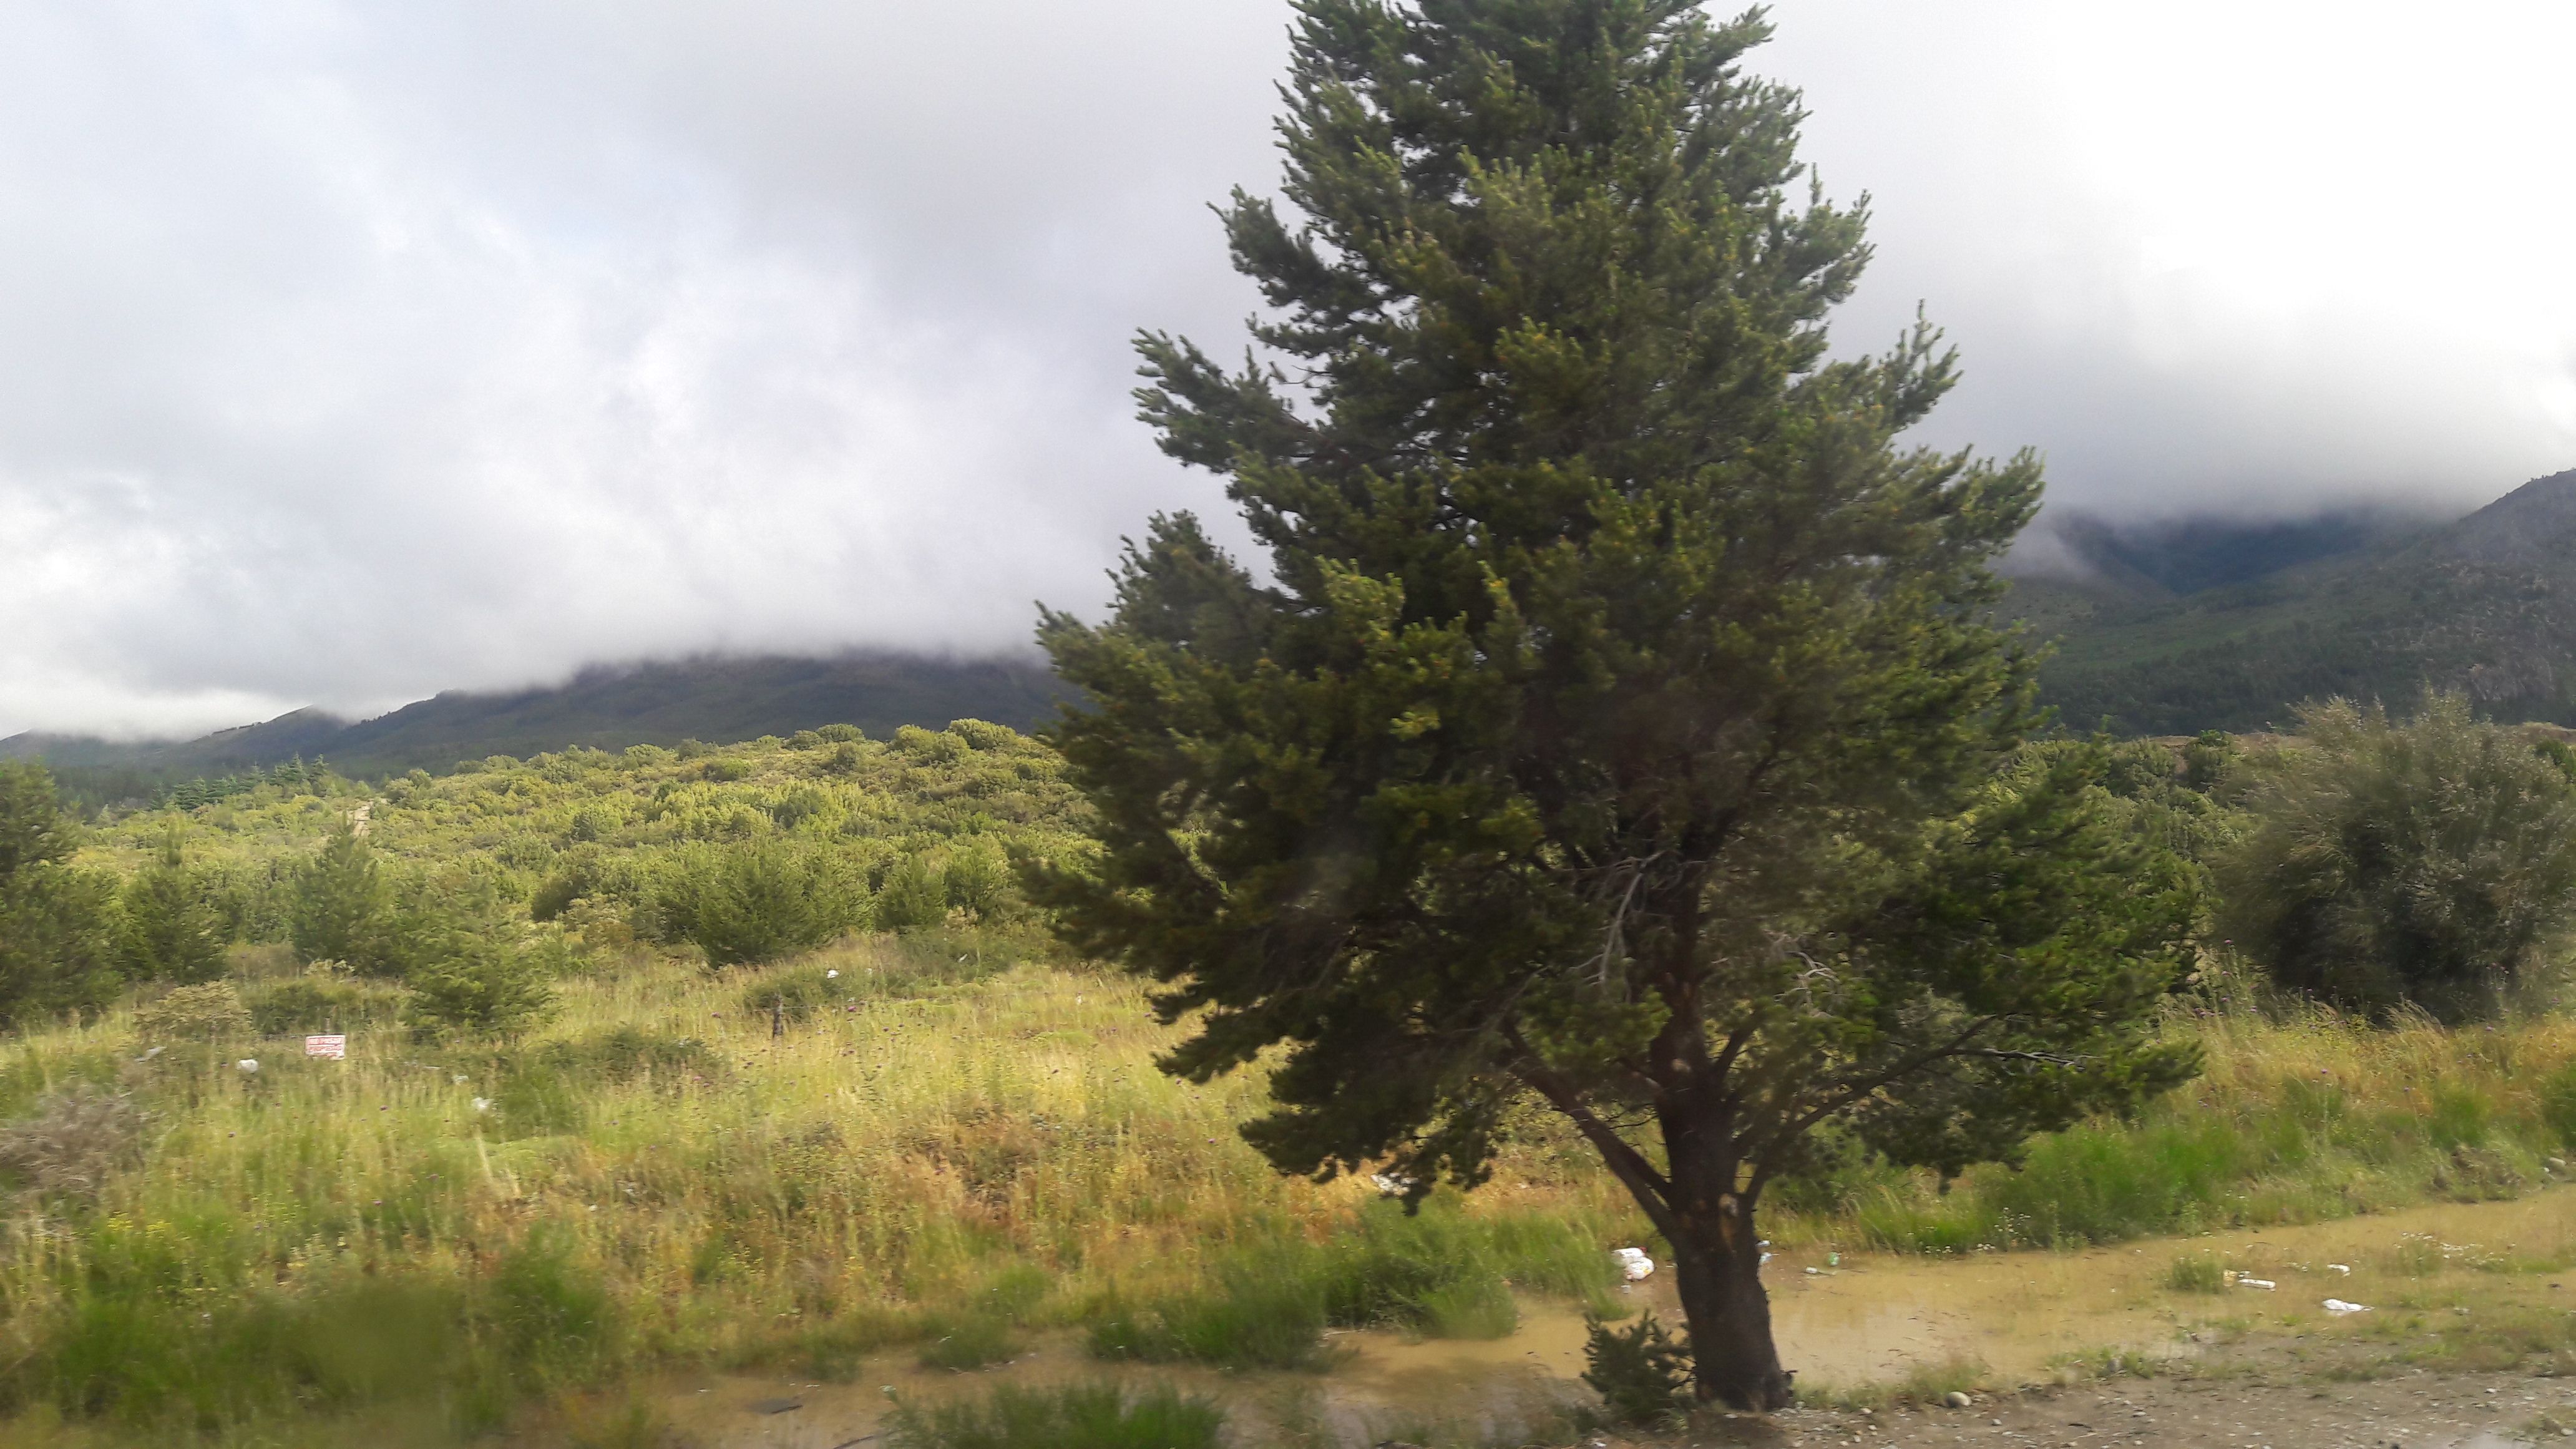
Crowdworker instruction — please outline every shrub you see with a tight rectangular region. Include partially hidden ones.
[119,836,227,983]
[2164,1254,2225,1293]
[658,842,860,966]
[2216,695,2576,1021]
[402,940,557,1042]
[886,1383,1223,1449]
[242,975,409,1037]
[132,982,254,1043]
[0,1085,144,1204]
[738,962,856,1024]
[944,844,1012,919]
[874,856,948,934]
[289,827,396,973]
[1583,1310,1692,1425]
[0,761,121,1025]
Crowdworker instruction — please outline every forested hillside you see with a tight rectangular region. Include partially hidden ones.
[2024,469,2576,733]
[4,652,1071,806]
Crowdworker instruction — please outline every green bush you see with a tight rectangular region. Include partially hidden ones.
[288,827,396,973]
[401,938,556,1042]
[2215,695,2576,1021]
[1582,1310,1692,1425]
[874,856,949,934]
[2164,1254,2225,1293]
[132,982,254,1044]
[658,841,859,965]
[0,761,122,1025]
[886,1383,1222,1449]
[738,962,857,1023]
[242,976,408,1036]
[118,836,227,983]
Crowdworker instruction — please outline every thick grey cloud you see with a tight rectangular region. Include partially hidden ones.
[4,1,2571,736]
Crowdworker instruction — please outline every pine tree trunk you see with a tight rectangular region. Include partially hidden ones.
[1669,1201,1793,1412]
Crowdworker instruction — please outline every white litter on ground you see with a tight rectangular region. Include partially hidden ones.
[2324,1299,2371,1314]
[1369,1172,1415,1198]
[2235,1277,2278,1290]
[2327,1263,2353,1275]
[1611,1247,1656,1282]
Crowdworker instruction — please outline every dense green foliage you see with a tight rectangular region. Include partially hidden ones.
[115,834,227,983]
[2217,696,2576,1020]
[1583,1310,1693,1425]
[1038,0,2195,1411]
[656,839,862,965]
[70,719,1081,988]
[0,762,120,1023]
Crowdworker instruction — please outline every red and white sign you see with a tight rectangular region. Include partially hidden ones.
[304,1035,347,1059]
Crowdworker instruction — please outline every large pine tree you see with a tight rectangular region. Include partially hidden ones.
[1036,0,2197,1410]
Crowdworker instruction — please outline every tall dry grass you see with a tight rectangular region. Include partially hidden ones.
[0,936,1635,1438]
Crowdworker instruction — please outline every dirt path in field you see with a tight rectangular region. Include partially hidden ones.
[643,1188,2576,1448]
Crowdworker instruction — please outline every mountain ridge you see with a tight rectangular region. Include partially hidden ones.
[2026,468,2576,733]
[4,651,1073,792]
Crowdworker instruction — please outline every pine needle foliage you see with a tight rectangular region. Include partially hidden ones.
[1035,0,2197,1408]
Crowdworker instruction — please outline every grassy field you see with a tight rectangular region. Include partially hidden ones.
[11,724,2576,1445]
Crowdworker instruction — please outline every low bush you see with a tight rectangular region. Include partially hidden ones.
[2164,1254,2225,1293]
[131,982,253,1043]
[241,975,408,1037]
[739,961,859,1024]
[658,841,861,965]
[886,1383,1224,1449]
[2215,695,2576,1021]
[403,940,557,1042]
[1582,1310,1692,1425]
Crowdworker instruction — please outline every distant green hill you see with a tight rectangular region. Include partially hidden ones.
[2019,469,2576,734]
[3,653,1072,799]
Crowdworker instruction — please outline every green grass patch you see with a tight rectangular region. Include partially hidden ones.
[1088,1200,1613,1368]
[886,1383,1223,1449]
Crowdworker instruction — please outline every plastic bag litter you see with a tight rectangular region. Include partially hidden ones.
[1611,1247,1655,1282]
[2326,1263,2352,1275]
[235,1059,259,1074]
[2324,1299,2370,1314]
[2235,1277,2277,1290]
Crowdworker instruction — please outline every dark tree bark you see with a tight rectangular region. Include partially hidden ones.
[1667,1217,1791,1412]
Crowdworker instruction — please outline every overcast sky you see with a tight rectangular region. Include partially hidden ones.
[4,1,2572,738]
